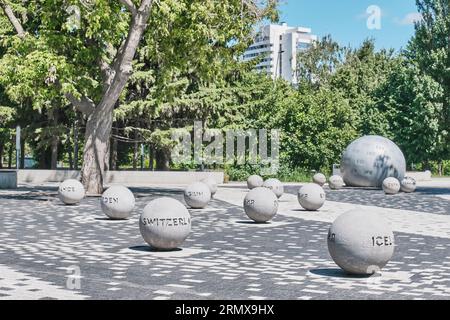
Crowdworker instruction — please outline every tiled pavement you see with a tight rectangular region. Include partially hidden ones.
[0,184,449,300]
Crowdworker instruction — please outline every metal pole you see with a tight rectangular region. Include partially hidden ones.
[15,125,21,170]
[140,144,144,170]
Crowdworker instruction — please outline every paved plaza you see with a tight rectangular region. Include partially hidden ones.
[1,180,450,300]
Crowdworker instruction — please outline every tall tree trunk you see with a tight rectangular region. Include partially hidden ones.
[50,136,59,169]
[110,127,118,171]
[0,142,5,169]
[149,146,154,170]
[155,149,170,171]
[133,141,138,170]
[81,103,114,195]
[20,137,25,169]
[0,143,3,168]
[73,120,79,170]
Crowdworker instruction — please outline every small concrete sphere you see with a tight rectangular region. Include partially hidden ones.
[327,209,395,275]
[341,135,406,188]
[247,175,264,190]
[263,178,284,198]
[201,177,218,197]
[329,175,344,190]
[58,179,85,205]
[101,185,135,219]
[243,187,278,222]
[382,177,401,195]
[140,197,191,250]
[298,183,326,211]
[400,177,417,193]
[184,182,211,209]
[312,173,326,186]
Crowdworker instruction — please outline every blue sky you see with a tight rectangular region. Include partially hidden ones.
[278,0,421,51]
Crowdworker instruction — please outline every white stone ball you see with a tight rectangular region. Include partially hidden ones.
[327,209,395,275]
[382,177,401,195]
[263,178,284,198]
[247,175,264,190]
[243,187,278,222]
[139,197,191,250]
[184,182,211,209]
[58,179,85,205]
[298,183,326,211]
[101,185,135,220]
[201,177,218,196]
[401,177,416,193]
[329,175,344,190]
[313,173,326,186]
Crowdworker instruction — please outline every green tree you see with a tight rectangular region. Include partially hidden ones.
[0,0,278,193]
[379,59,443,168]
[407,0,449,172]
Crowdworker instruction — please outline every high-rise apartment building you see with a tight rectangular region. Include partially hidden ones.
[242,23,317,84]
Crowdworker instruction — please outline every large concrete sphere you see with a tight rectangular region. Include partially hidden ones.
[327,209,395,275]
[139,197,191,250]
[340,135,406,188]
[329,175,344,190]
[298,183,326,211]
[401,177,416,193]
[201,177,218,197]
[58,179,85,205]
[263,178,284,198]
[382,177,400,195]
[184,182,211,209]
[243,187,278,222]
[247,175,264,190]
[312,173,326,186]
[101,185,135,219]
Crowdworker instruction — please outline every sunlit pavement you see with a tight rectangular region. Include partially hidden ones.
[0,180,449,300]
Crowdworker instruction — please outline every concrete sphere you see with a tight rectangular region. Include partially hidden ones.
[247,175,264,190]
[184,182,211,209]
[298,183,326,211]
[329,175,344,190]
[327,209,395,275]
[401,176,416,193]
[312,173,326,186]
[243,187,278,222]
[58,179,85,205]
[101,185,135,219]
[340,135,406,188]
[140,197,191,250]
[263,178,284,198]
[201,177,218,197]
[382,177,401,195]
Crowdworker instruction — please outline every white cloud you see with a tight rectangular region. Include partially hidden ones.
[397,12,423,25]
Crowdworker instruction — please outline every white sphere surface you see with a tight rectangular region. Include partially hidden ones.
[184,182,211,209]
[139,197,191,250]
[327,209,395,275]
[401,177,416,193]
[201,177,218,196]
[340,135,406,187]
[247,175,264,190]
[313,173,326,186]
[101,185,135,219]
[58,179,85,205]
[263,178,284,198]
[298,183,326,211]
[243,187,278,222]
[329,175,344,190]
[382,177,401,195]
